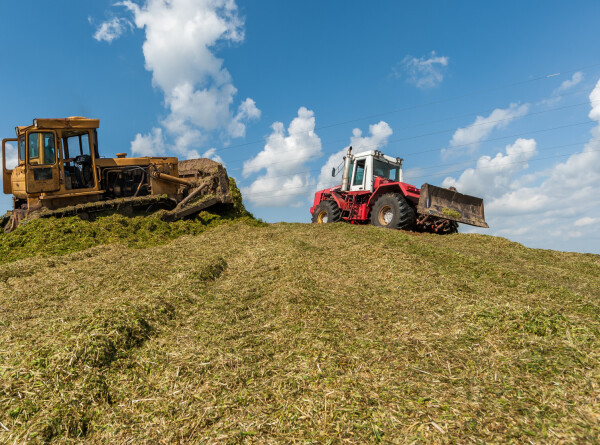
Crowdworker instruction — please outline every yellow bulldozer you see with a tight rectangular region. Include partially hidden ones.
[1,117,232,232]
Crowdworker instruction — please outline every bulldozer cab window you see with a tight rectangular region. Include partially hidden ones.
[352,160,365,186]
[65,133,91,157]
[18,136,25,162]
[373,159,399,181]
[28,133,39,162]
[27,132,56,165]
[63,132,94,190]
[43,134,56,165]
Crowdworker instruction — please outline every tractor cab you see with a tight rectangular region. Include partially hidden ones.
[344,150,404,192]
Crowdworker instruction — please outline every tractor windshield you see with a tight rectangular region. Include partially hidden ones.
[373,159,400,181]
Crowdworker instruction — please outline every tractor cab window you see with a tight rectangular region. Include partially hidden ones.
[373,159,400,181]
[28,132,56,165]
[352,159,365,186]
[62,131,94,190]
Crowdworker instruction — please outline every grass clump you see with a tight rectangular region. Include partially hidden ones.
[442,207,462,219]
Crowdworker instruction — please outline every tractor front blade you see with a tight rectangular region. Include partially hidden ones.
[417,183,489,228]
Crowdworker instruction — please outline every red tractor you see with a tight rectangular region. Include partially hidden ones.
[310,147,488,234]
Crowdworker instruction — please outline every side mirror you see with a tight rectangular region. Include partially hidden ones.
[331,167,336,177]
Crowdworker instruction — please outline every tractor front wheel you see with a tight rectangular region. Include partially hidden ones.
[370,193,415,230]
[312,200,341,224]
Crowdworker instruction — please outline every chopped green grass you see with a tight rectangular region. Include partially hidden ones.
[0,211,260,264]
[0,222,598,443]
[0,178,261,264]
[442,207,462,219]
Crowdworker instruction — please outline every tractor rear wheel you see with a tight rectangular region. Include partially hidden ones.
[370,193,415,230]
[312,200,341,224]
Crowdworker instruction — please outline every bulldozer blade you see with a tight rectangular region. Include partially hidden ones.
[417,183,489,228]
[178,159,232,205]
[160,158,233,222]
[161,196,220,222]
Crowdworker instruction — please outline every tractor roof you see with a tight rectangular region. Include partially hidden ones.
[16,117,100,136]
[352,150,402,165]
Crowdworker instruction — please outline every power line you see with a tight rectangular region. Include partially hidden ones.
[403,138,596,174]
[209,62,600,154]
[230,137,600,184]
[239,145,600,201]
[226,118,596,174]
[407,147,598,182]
[398,120,594,159]
[220,94,599,171]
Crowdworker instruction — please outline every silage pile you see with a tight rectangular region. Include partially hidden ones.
[1,177,599,443]
[1,221,599,442]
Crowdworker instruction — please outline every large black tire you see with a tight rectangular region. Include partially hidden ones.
[311,200,341,224]
[445,221,459,234]
[370,193,416,230]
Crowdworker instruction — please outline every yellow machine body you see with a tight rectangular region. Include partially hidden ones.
[1,117,232,232]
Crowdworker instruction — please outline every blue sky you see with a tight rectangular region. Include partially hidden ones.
[2,1,600,253]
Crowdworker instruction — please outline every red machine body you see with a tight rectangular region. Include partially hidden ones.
[311,177,420,223]
[310,148,488,234]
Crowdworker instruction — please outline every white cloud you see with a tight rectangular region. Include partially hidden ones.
[557,71,584,93]
[315,121,393,191]
[4,143,18,170]
[242,107,321,206]
[442,138,537,199]
[574,216,598,227]
[93,17,132,42]
[397,51,449,89]
[402,166,425,184]
[228,98,261,138]
[442,78,600,253]
[588,80,600,121]
[442,103,529,158]
[130,127,165,157]
[540,72,585,107]
[202,147,224,164]
[99,0,259,158]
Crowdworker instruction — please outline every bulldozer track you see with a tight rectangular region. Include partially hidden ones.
[34,194,174,219]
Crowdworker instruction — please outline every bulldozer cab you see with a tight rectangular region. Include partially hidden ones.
[3,118,101,199]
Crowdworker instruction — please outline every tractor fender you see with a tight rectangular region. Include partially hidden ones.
[330,191,349,211]
[310,188,346,214]
[367,183,419,208]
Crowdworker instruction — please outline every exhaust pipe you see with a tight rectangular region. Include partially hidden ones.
[340,146,352,192]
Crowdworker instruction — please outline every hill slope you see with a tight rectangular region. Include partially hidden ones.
[1,222,599,443]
